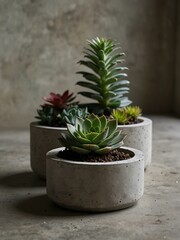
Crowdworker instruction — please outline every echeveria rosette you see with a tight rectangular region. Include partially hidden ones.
[59,113,126,155]
[76,37,132,114]
[60,105,89,126]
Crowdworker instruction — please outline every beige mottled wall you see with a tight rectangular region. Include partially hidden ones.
[0,0,178,129]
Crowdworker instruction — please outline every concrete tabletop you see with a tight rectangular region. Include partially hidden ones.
[0,115,179,240]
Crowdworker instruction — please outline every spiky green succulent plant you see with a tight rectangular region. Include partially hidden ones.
[112,106,142,125]
[60,105,89,126]
[59,113,126,155]
[36,105,89,127]
[36,105,62,126]
[77,37,131,115]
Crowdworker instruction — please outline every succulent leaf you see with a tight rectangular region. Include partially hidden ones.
[82,144,100,151]
[71,146,91,154]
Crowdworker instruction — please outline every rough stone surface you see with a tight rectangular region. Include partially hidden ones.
[0,116,179,239]
[0,0,178,129]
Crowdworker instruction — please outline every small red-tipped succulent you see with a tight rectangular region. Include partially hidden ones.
[43,90,76,109]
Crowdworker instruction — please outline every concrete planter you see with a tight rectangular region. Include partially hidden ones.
[117,117,152,169]
[30,122,67,179]
[46,147,144,212]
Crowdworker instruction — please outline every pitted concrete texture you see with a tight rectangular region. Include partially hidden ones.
[0,116,179,240]
[0,0,178,129]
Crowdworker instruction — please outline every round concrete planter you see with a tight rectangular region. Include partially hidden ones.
[30,122,67,179]
[117,117,152,169]
[46,147,144,212]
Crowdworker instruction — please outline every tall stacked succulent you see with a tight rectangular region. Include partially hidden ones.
[77,37,131,115]
[59,113,126,155]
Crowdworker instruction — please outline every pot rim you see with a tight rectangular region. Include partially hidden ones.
[30,116,151,130]
[117,116,152,128]
[30,121,67,130]
[46,147,144,166]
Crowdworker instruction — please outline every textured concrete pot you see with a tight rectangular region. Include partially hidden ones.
[30,122,67,179]
[46,147,144,212]
[117,117,152,169]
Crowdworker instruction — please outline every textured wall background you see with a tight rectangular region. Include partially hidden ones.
[0,0,178,129]
[175,0,180,116]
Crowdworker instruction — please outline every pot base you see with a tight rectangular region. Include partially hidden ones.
[49,196,138,212]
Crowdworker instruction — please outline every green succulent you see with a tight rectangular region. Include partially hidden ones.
[36,105,62,127]
[36,105,89,127]
[77,37,131,115]
[59,113,126,155]
[125,106,142,119]
[36,90,77,127]
[60,105,90,126]
[112,109,129,125]
[112,106,142,125]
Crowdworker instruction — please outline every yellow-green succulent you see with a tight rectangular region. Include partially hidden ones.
[112,106,142,125]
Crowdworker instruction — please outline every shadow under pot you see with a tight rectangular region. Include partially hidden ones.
[46,147,144,212]
[117,117,152,170]
[30,122,67,179]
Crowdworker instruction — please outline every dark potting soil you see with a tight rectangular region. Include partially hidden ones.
[57,148,131,163]
[125,118,143,125]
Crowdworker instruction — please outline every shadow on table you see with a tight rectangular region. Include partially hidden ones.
[0,171,45,188]
[15,194,93,217]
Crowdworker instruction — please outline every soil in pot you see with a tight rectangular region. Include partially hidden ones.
[57,148,132,162]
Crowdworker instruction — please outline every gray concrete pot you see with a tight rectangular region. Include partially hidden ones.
[117,117,152,169]
[30,122,67,179]
[46,147,144,212]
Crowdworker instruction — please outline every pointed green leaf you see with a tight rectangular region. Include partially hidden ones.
[92,127,109,144]
[78,61,99,74]
[78,92,103,103]
[85,132,99,141]
[77,135,91,143]
[95,147,112,154]
[75,118,84,131]
[92,116,101,130]
[76,81,101,92]
[84,54,99,64]
[99,115,107,130]
[106,119,117,136]
[76,72,100,83]
[82,118,92,132]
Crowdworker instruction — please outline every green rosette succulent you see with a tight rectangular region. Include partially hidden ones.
[60,105,89,126]
[59,113,126,155]
[112,106,142,125]
[36,105,89,127]
[77,37,131,114]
